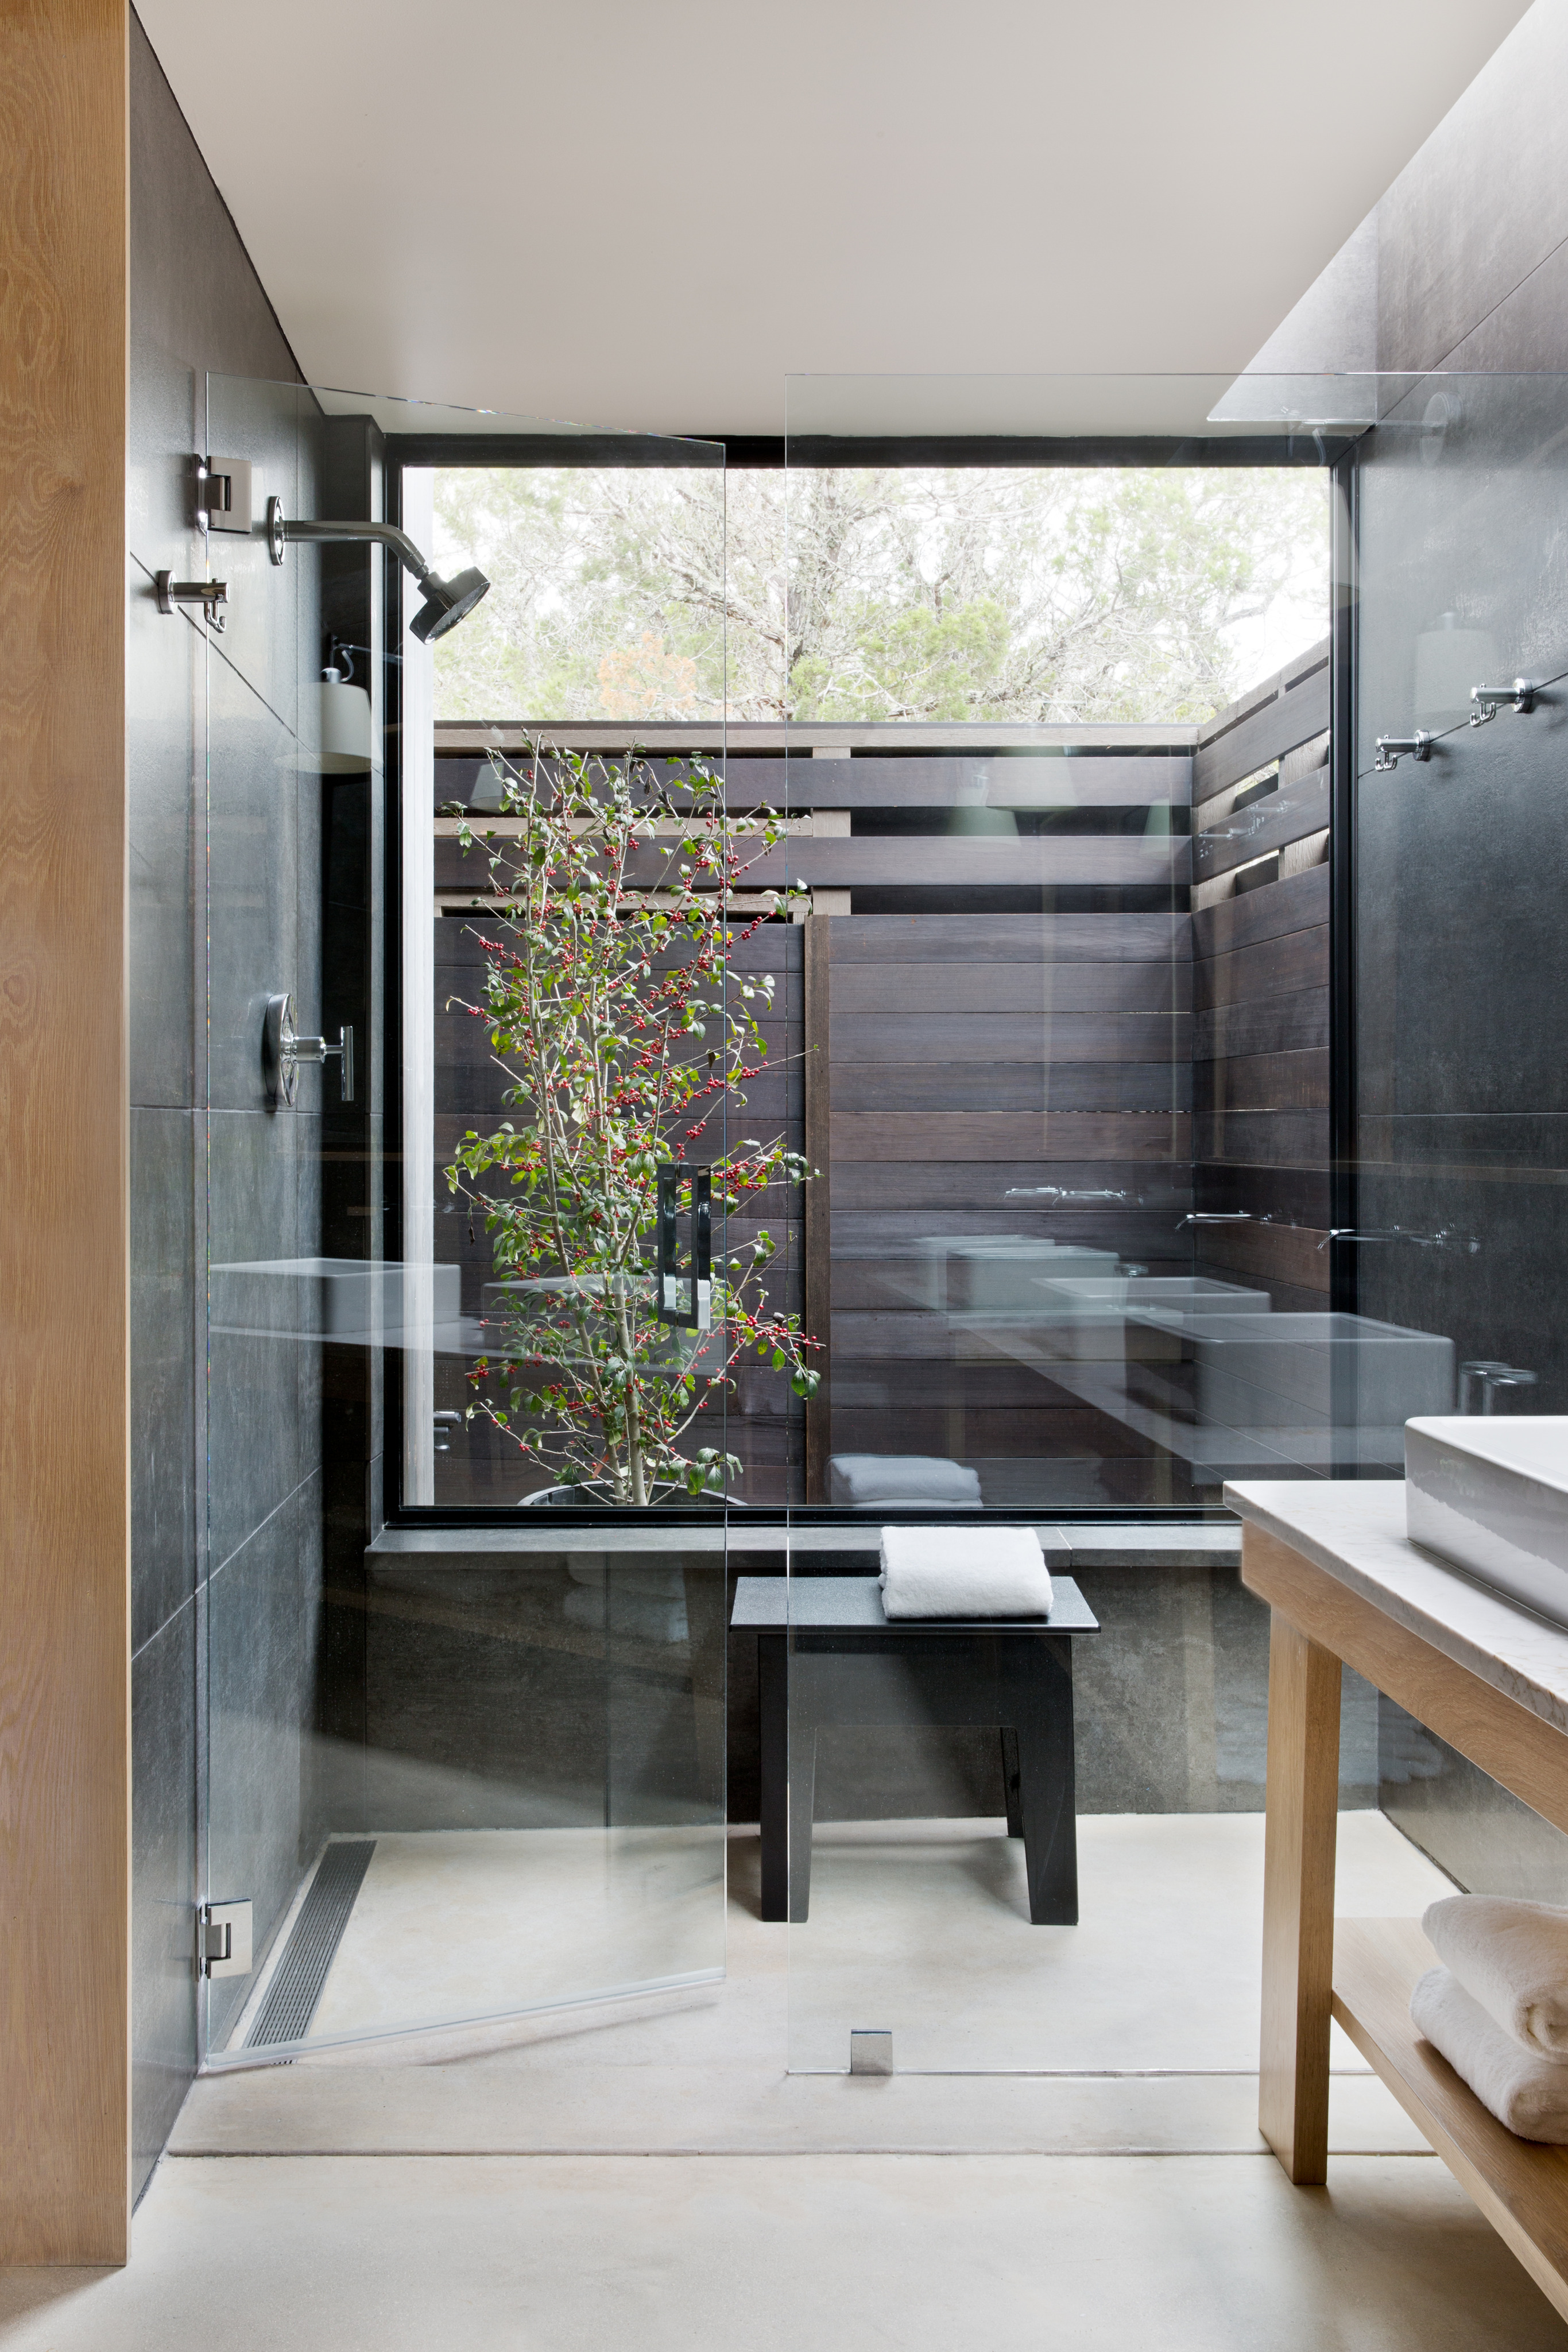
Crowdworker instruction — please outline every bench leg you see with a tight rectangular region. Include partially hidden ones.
[1015,1703,1078,1925]
[758,1633,788,1922]
[1259,1609,1341,2185]
[1000,1726,1024,1837]
[788,1723,818,1924]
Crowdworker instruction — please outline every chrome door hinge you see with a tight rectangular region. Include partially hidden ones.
[200,1900,253,1978]
[197,455,253,535]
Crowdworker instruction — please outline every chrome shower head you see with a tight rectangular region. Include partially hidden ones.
[409,565,491,643]
[274,509,491,641]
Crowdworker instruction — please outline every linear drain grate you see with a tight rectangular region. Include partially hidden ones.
[246,1840,376,2049]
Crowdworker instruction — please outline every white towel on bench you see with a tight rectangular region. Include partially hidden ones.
[878,1525,1053,1620]
[1411,1965,1568,2142]
[1423,1894,1568,2057]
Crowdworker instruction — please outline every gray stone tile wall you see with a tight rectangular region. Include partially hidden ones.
[1319,5,1568,1897]
[126,5,320,2200]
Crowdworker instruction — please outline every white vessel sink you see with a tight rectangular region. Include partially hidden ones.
[1406,1418,1568,1625]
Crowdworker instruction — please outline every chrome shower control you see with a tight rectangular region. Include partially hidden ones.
[262,992,355,1107]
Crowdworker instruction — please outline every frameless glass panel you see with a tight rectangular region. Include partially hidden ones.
[775,370,1478,2076]
[199,379,731,2064]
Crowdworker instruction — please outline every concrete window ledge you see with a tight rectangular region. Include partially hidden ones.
[367,1519,1242,1569]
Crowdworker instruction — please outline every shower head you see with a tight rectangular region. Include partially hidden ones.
[409,565,491,643]
[273,508,491,641]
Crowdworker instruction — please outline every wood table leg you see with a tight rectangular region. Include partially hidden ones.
[1259,1607,1342,2184]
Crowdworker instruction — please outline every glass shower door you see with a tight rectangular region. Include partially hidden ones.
[779,372,1360,2075]
[198,377,730,2065]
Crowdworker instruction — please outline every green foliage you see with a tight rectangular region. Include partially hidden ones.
[443,749,820,1506]
[432,463,1328,726]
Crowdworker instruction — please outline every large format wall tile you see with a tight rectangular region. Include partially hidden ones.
[207,1108,322,1576]
[131,1603,196,2203]
[131,1108,196,1650]
[126,563,199,1108]
[206,1475,326,2049]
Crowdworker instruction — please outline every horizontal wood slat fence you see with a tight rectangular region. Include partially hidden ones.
[432,653,1332,1507]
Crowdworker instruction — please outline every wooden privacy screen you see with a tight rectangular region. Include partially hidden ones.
[432,647,1331,1512]
[0,0,131,2268]
[1190,642,1332,1305]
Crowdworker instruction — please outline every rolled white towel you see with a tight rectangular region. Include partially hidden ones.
[1411,1965,1568,2142]
[830,1454,983,1510]
[1423,1894,1568,2057]
[879,1524,1053,1620]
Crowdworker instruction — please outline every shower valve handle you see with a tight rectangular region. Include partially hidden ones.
[262,993,355,1107]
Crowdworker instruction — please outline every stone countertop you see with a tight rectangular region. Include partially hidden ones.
[731,1573,1099,1634]
[1224,1477,1568,1742]
[368,1520,1241,1566]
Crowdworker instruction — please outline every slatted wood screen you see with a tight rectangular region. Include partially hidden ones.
[1190,641,1332,1308]
[431,670,1332,1510]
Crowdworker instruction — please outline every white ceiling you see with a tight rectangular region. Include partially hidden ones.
[138,0,1532,438]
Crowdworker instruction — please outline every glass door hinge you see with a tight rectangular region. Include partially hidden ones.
[200,1900,253,1979]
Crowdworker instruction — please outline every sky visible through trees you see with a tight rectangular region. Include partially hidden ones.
[432,465,1329,726]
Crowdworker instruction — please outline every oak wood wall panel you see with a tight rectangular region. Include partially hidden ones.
[0,0,130,2268]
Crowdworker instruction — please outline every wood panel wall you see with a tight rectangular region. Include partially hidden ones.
[0,0,131,2267]
[430,905,804,1506]
[1191,643,1332,1307]
[431,675,1330,1511]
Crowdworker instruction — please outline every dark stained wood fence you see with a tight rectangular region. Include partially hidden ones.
[1190,640,1332,1309]
[429,672,1333,1510]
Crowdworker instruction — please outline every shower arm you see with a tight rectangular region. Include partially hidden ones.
[275,514,437,584]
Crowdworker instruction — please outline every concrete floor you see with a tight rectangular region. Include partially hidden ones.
[3,1816,1565,2347]
[2,2153,1565,2351]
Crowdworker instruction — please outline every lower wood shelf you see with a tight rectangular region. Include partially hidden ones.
[1333,1917,1568,2322]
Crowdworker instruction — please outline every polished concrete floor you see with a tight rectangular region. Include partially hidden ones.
[3,1816,1565,2347]
[3,2153,1565,2350]
[227,1825,726,2052]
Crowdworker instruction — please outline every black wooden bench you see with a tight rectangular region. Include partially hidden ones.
[732,1574,1099,1927]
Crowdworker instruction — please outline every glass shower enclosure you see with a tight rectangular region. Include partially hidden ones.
[772,369,1567,2075]
[196,380,732,2064]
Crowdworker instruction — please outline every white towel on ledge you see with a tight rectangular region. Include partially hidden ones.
[1423,1894,1568,2057]
[830,1454,983,1510]
[878,1525,1053,1620]
[1411,1966,1568,2142]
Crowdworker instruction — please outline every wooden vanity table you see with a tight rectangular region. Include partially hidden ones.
[1227,1479,1568,2321]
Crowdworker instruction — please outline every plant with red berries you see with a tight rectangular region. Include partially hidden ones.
[444,744,819,1506]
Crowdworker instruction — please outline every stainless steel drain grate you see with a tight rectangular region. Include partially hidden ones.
[246,1840,376,2048]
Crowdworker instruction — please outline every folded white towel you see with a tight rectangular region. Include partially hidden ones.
[878,1525,1053,1619]
[1423,1895,1568,2056]
[830,1454,984,1510]
[1411,1966,1568,2141]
